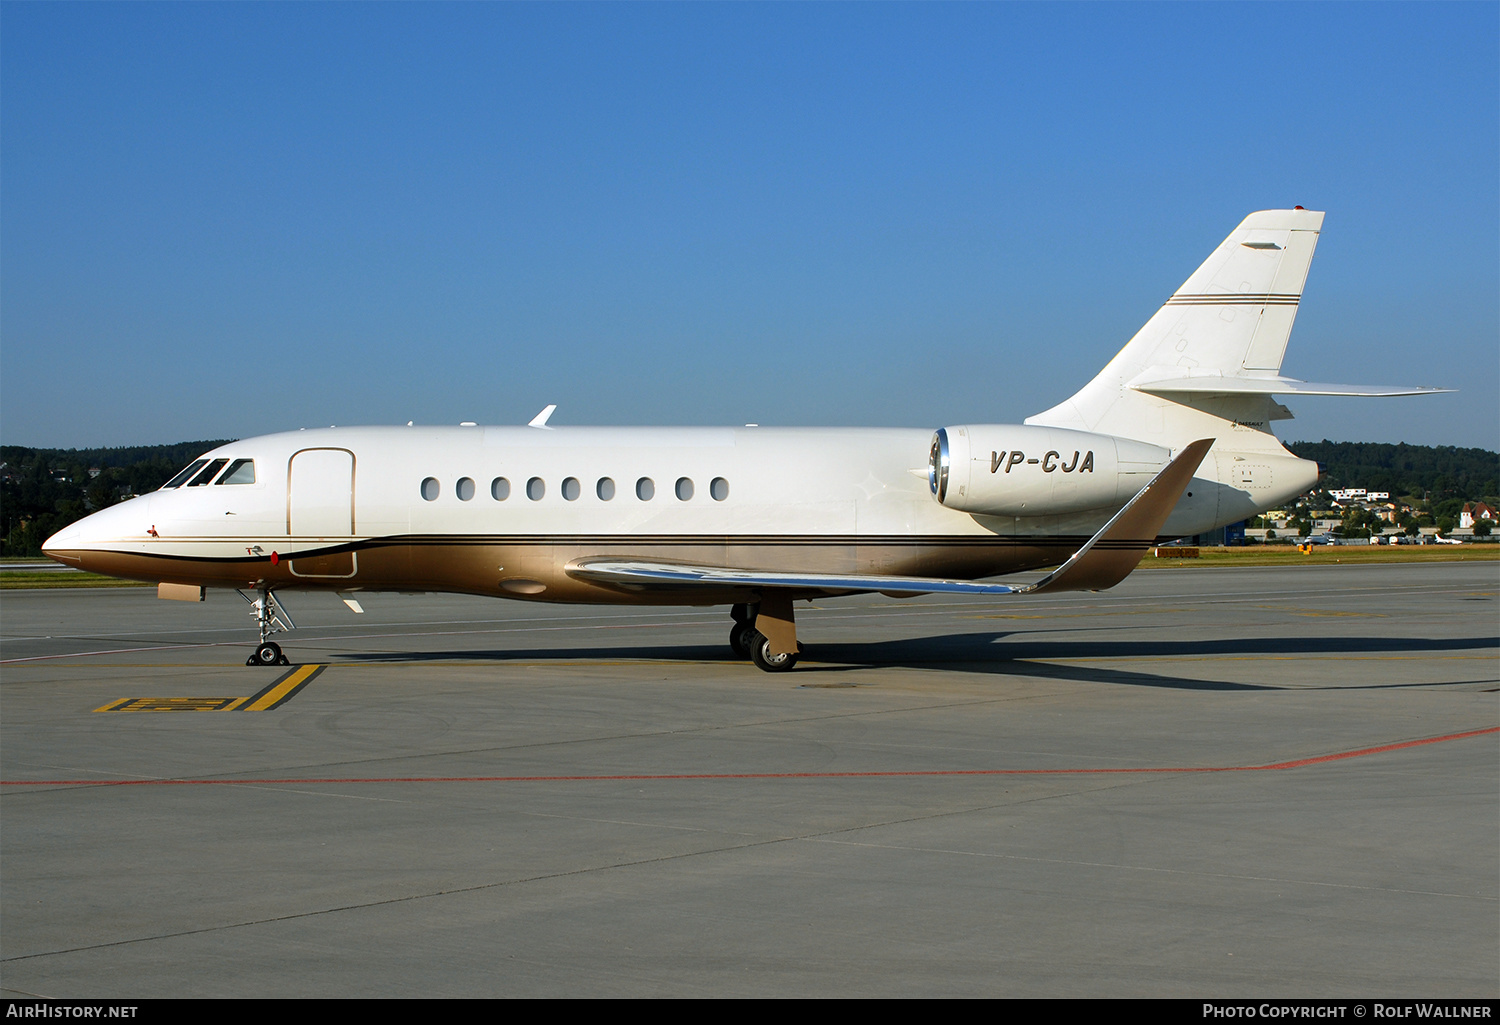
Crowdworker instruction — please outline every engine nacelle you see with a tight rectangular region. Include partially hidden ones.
[929,425,1172,516]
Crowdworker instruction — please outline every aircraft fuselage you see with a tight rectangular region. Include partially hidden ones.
[41,423,1311,604]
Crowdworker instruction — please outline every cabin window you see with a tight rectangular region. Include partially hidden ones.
[636,477,655,501]
[710,477,729,501]
[596,477,615,500]
[675,477,694,501]
[491,477,510,500]
[218,459,256,485]
[561,477,581,501]
[187,459,229,486]
[527,477,545,501]
[456,477,475,501]
[162,460,209,489]
[421,477,440,501]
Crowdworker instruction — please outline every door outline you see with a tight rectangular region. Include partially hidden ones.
[286,447,357,535]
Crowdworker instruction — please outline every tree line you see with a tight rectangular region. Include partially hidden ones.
[1,441,233,558]
[1285,440,1498,503]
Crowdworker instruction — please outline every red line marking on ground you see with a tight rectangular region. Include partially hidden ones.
[3,727,1493,787]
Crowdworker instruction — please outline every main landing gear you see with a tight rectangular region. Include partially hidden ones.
[729,603,758,659]
[728,596,801,673]
[239,587,295,666]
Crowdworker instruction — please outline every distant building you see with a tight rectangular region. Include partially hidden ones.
[1460,502,1495,529]
[1326,488,1391,504]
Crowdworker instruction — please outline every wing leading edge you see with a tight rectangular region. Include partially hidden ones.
[567,439,1215,598]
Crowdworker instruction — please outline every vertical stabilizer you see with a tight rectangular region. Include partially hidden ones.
[1026,209,1324,454]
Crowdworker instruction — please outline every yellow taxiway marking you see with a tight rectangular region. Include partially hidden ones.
[95,696,248,712]
[95,664,324,713]
[240,664,323,710]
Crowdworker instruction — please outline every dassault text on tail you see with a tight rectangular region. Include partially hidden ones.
[44,210,1446,671]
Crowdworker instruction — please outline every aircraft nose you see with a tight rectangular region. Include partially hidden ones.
[41,496,146,566]
[43,523,80,547]
[42,522,83,564]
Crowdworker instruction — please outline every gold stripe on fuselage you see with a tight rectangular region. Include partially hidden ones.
[55,534,1121,603]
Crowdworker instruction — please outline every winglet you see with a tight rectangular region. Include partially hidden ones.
[528,404,557,429]
[1023,438,1214,594]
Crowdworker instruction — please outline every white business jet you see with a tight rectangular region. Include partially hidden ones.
[44,209,1444,671]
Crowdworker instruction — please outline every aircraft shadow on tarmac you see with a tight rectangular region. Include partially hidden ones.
[328,632,1500,693]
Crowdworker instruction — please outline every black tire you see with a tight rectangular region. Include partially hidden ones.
[749,631,799,673]
[253,642,282,666]
[729,622,757,659]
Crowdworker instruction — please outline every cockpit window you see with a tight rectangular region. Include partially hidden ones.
[162,459,209,489]
[187,459,229,486]
[217,459,256,485]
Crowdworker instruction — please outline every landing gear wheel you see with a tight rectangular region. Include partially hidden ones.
[240,588,296,667]
[749,631,799,673]
[730,621,757,659]
[249,641,285,667]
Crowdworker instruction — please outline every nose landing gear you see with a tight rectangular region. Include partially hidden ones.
[239,588,295,666]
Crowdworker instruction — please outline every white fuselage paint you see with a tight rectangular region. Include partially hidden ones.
[45,423,1313,590]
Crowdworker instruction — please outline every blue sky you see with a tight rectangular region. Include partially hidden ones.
[3,2,1496,450]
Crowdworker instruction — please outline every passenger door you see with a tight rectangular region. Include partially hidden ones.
[288,448,355,537]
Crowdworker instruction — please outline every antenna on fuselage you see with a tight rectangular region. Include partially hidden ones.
[528,404,558,429]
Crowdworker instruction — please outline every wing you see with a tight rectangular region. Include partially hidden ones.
[567,439,1215,598]
[566,560,1020,597]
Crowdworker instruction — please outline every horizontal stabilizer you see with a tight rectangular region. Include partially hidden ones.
[1128,371,1450,398]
